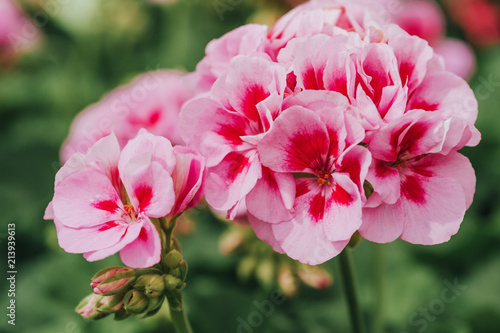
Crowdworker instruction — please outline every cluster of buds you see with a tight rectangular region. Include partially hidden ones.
[76,246,188,320]
[219,223,334,298]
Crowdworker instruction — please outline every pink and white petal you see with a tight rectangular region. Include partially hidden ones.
[272,217,349,265]
[258,106,330,173]
[366,159,401,205]
[118,130,176,177]
[337,145,372,195]
[407,70,478,125]
[204,151,262,212]
[320,173,363,242]
[417,152,476,209]
[171,146,206,215]
[84,132,121,180]
[386,26,433,92]
[180,97,252,167]
[44,202,54,220]
[54,152,86,186]
[119,217,162,268]
[360,201,405,243]
[224,56,286,128]
[56,220,128,253]
[248,214,285,254]
[83,220,143,262]
[53,169,122,228]
[125,161,175,218]
[399,172,467,245]
[246,167,295,223]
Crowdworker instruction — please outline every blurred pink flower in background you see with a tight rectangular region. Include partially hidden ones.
[60,70,199,162]
[445,0,500,47]
[377,0,476,79]
[0,0,41,63]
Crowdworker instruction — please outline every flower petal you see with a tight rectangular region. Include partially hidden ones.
[119,217,161,268]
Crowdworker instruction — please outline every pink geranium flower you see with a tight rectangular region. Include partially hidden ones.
[181,55,295,222]
[253,91,371,264]
[60,70,199,162]
[360,111,476,244]
[45,130,205,268]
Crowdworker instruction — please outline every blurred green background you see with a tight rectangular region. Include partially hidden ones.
[1,0,500,332]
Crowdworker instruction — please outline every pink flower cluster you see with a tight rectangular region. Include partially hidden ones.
[46,0,479,268]
[181,0,479,264]
[45,131,205,268]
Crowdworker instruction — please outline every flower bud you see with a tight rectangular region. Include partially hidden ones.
[143,295,165,317]
[278,263,298,298]
[166,289,183,312]
[135,274,166,298]
[76,294,107,320]
[124,290,149,314]
[256,258,275,289]
[219,229,246,255]
[114,308,131,321]
[163,274,183,291]
[164,250,183,269]
[297,264,333,290]
[91,266,137,296]
[94,294,125,314]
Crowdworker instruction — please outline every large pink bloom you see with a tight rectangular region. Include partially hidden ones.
[45,131,205,268]
[60,70,199,162]
[252,91,371,264]
[181,55,295,221]
[360,111,476,244]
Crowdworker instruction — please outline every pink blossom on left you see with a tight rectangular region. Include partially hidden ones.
[0,0,41,63]
[45,130,205,268]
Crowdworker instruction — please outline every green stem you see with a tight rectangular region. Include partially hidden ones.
[372,243,384,333]
[170,298,193,333]
[338,249,366,333]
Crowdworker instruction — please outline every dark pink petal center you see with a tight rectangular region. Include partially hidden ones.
[135,184,153,211]
[92,200,119,213]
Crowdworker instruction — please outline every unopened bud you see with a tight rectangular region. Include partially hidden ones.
[297,264,333,290]
[278,264,298,298]
[124,290,149,314]
[114,308,131,321]
[219,229,246,255]
[164,250,183,269]
[144,295,165,317]
[94,294,125,314]
[166,289,183,312]
[135,274,166,298]
[76,294,107,320]
[256,258,275,289]
[238,256,257,282]
[164,274,183,291]
[91,266,137,296]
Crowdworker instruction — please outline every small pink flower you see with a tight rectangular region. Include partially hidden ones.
[253,91,371,264]
[60,70,199,162]
[360,111,476,244]
[0,0,41,62]
[181,55,293,221]
[45,130,205,268]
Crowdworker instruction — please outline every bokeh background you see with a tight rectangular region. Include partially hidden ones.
[1,0,500,332]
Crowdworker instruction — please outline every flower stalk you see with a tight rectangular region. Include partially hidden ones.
[338,248,366,333]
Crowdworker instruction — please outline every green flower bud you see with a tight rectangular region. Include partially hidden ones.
[91,266,137,296]
[94,293,125,314]
[124,290,149,314]
[76,294,108,320]
[164,250,183,269]
[114,308,131,321]
[163,274,183,291]
[134,274,166,297]
[143,295,165,317]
